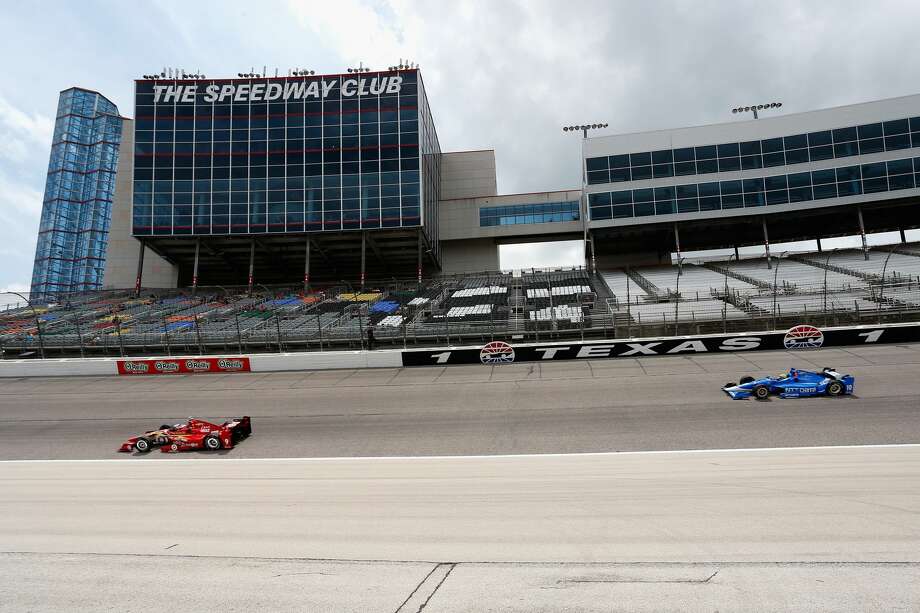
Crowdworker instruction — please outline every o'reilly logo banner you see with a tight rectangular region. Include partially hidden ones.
[152,75,403,104]
[400,323,919,367]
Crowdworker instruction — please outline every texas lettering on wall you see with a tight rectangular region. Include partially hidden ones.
[400,323,920,366]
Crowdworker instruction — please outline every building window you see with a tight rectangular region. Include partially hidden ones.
[479,201,580,227]
[583,113,920,185]
[588,156,918,221]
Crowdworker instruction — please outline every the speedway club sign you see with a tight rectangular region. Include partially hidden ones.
[151,75,403,104]
[401,323,920,367]
[117,357,251,375]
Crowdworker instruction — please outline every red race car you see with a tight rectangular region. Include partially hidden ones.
[118,417,252,453]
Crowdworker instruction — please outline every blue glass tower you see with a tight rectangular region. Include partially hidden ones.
[30,88,123,297]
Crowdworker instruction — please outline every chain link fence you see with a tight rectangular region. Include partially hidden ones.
[2,258,920,359]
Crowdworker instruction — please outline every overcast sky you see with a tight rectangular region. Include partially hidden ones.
[2,0,920,294]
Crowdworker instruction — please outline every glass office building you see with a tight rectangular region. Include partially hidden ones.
[586,116,920,186]
[30,88,123,297]
[585,98,920,225]
[589,156,920,220]
[131,69,440,248]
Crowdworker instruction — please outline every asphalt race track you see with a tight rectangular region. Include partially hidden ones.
[2,446,919,611]
[1,344,920,460]
[2,344,920,611]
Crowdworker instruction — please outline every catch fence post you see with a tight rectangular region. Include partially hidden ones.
[316,312,323,351]
[402,307,408,350]
[75,318,85,358]
[489,304,494,342]
[358,304,366,350]
[36,318,46,360]
[235,313,243,354]
[275,312,283,353]
[163,317,171,356]
[115,317,125,357]
[194,314,204,355]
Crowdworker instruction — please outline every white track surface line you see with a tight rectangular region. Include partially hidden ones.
[2,442,919,463]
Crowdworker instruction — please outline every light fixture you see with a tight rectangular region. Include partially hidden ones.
[562,123,607,137]
[731,101,783,119]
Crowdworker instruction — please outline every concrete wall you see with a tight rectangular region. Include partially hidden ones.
[102,120,178,289]
[439,238,500,274]
[439,150,498,200]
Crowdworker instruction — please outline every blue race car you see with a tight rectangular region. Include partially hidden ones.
[722,367,854,400]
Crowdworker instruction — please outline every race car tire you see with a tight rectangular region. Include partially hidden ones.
[159,424,172,430]
[739,376,755,384]
[753,385,770,400]
[134,437,152,452]
[203,434,221,450]
[826,381,844,396]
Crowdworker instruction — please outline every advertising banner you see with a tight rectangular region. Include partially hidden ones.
[116,357,251,375]
[400,323,920,367]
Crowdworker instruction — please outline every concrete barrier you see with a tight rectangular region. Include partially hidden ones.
[0,357,119,377]
[3,321,918,377]
[249,350,402,372]
[0,349,403,378]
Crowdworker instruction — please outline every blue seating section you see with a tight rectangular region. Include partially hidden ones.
[269,297,301,307]
[370,300,400,314]
[165,321,193,331]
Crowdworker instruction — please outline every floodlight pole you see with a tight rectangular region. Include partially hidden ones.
[562,122,608,276]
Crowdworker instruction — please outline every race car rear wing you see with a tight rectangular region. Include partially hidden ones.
[221,416,252,445]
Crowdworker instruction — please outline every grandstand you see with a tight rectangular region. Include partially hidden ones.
[3,243,920,358]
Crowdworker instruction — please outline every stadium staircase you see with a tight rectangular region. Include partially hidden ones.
[508,276,527,334]
[703,262,771,289]
[625,269,666,301]
[789,254,870,281]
